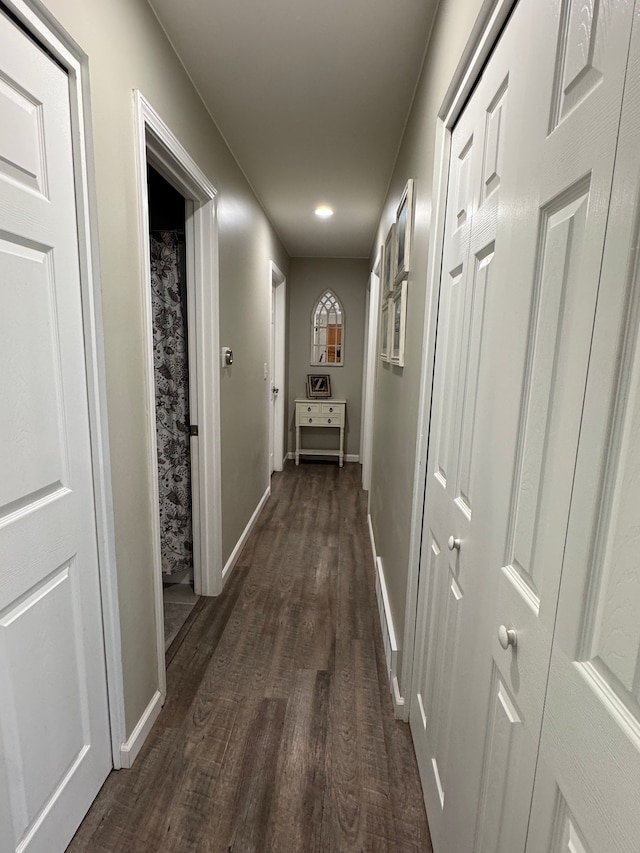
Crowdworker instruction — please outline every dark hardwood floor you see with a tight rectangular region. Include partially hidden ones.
[68,462,431,852]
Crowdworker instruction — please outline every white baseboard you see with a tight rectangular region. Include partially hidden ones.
[222,485,270,585]
[119,689,163,769]
[286,452,360,462]
[368,514,407,720]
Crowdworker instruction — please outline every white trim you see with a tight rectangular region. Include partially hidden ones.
[368,516,406,719]
[367,513,377,569]
[6,0,126,767]
[269,262,286,475]
[134,91,223,708]
[392,676,404,709]
[183,199,203,589]
[222,486,271,584]
[361,251,382,492]
[360,287,370,462]
[439,0,517,127]
[118,690,163,769]
[402,0,519,708]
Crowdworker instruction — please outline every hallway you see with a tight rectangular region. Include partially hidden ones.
[68,463,430,852]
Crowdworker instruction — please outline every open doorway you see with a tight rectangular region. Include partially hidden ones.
[270,262,286,474]
[146,166,199,654]
[135,91,223,701]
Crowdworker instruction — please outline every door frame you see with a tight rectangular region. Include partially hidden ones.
[360,250,381,493]
[401,0,519,710]
[269,261,286,474]
[134,92,223,700]
[3,0,126,765]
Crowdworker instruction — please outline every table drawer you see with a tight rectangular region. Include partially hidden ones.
[297,402,322,416]
[298,414,343,426]
[321,403,343,416]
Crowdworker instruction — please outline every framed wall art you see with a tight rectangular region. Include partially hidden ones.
[394,178,415,284]
[311,289,344,366]
[380,298,391,362]
[391,281,407,367]
[306,374,332,398]
[382,223,396,296]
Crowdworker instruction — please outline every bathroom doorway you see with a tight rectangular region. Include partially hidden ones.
[147,165,199,655]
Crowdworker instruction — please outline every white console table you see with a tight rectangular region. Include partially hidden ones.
[295,398,346,467]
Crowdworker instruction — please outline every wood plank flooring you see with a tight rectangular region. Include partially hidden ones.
[68,462,431,852]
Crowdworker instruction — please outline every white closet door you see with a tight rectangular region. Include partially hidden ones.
[0,12,111,853]
[526,8,640,851]
[411,0,635,850]
[461,0,635,849]
[409,31,498,849]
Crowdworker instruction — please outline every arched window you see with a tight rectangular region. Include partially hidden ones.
[311,290,344,365]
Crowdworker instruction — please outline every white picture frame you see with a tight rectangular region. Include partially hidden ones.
[380,297,391,362]
[382,223,396,296]
[391,281,407,366]
[394,178,415,284]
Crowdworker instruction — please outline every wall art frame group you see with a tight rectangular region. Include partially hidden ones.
[379,178,414,367]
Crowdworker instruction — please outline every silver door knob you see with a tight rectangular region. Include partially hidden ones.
[447,536,461,551]
[498,625,517,649]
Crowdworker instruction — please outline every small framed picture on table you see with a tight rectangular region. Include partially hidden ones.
[306,374,332,398]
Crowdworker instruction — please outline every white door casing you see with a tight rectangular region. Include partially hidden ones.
[270,261,286,474]
[411,0,636,850]
[360,285,370,475]
[0,11,112,851]
[270,285,276,474]
[361,254,381,493]
[134,93,222,721]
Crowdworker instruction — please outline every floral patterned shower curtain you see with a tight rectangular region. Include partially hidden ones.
[150,231,193,576]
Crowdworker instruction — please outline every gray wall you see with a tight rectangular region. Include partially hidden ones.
[43,0,289,736]
[368,0,486,688]
[287,258,368,459]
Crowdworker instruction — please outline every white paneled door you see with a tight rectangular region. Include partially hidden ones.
[0,12,111,853]
[526,11,640,850]
[411,0,637,850]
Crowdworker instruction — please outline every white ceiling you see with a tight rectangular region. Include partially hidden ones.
[148,0,439,258]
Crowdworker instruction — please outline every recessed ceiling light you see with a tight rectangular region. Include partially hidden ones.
[315,205,334,219]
